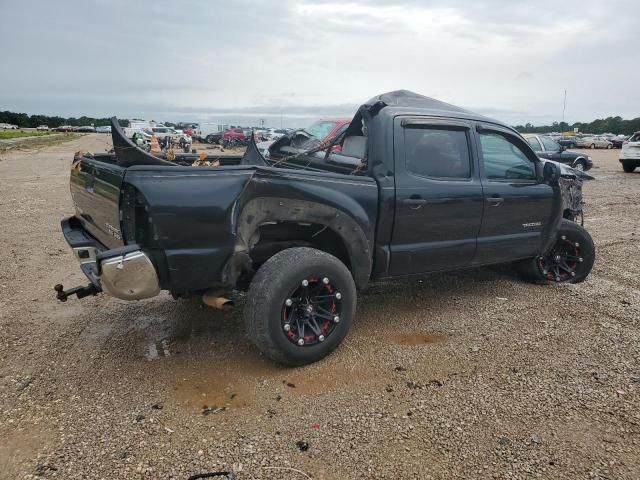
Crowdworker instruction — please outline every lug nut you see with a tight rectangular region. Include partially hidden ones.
[570,272,576,277]
[322,277,329,284]
[561,235,566,240]
[333,316,340,323]
[318,335,325,342]
[297,338,305,346]
[555,276,561,282]
[578,257,583,263]
[301,279,309,287]
[285,298,292,306]
[542,269,547,275]
[284,324,291,331]
[575,242,580,247]
[335,292,342,300]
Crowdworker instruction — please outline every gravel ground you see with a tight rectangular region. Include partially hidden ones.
[0,135,638,480]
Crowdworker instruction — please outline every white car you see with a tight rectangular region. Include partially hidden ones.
[36,125,49,131]
[0,123,18,129]
[620,131,640,173]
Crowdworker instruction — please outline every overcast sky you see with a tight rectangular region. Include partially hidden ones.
[1,0,637,127]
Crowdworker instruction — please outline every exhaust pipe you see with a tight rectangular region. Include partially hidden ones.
[202,289,234,310]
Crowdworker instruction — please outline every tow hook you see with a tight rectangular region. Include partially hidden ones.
[54,283,100,302]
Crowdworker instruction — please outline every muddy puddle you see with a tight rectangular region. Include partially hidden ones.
[390,332,447,346]
[172,351,380,412]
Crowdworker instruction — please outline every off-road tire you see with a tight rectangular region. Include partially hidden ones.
[244,247,356,366]
[622,161,636,173]
[514,219,595,284]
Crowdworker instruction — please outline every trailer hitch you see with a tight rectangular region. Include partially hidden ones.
[54,283,100,302]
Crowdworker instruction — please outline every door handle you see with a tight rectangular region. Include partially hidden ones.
[486,196,504,206]
[402,198,428,209]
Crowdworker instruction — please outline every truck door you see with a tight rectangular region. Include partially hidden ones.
[388,117,484,275]
[474,126,554,263]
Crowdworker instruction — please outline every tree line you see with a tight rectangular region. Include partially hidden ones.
[0,111,128,128]
[514,116,640,135]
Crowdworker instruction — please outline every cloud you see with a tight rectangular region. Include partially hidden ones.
[0,0,637,127]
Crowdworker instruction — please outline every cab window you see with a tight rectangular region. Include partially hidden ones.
[480,132,536,181]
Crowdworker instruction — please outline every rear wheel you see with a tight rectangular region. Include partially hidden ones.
[244,247,356,366]
[622,161,637,173]
[515,219,595,284]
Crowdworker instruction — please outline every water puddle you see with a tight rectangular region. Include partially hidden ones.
[145,339,171,361]
[390,332,447,346]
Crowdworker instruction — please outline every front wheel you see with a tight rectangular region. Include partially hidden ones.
[622,161,637,173]
[244,247,356,366]
[514,219,595,284]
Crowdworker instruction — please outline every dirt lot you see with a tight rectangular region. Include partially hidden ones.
[1,135,638,480]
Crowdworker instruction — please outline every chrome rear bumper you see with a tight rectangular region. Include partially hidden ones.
[62,217,160,301]
[99,250,160,300]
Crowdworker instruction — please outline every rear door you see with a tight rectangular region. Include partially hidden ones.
[389,117,484,275]
[474,126,554,263]
[70,155,126,248]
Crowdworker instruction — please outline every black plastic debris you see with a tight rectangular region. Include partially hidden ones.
[296,440,309,452]
[135,414,145,422]
[188,472,234,480]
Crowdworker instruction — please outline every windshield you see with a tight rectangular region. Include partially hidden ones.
[306,120,338,140]
[541,136,560,151]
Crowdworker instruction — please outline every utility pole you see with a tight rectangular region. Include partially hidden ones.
[562,89,567,129]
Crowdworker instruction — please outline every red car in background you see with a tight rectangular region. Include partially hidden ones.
[306,118,351,144]
[223,128,248,141]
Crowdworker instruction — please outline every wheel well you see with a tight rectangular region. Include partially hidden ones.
[248,222,352,274]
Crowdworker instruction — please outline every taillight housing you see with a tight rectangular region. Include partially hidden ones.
[120,184,150,245]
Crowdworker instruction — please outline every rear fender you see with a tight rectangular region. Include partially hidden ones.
[233,197,372,288]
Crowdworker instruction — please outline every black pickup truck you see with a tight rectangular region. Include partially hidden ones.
[57,90,595,365]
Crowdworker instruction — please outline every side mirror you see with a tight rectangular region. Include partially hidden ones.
[543,161,560,183]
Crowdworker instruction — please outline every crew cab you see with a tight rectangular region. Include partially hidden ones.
[523,134,593,171]
[56,90,595,366]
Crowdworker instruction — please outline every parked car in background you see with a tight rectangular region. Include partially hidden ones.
[54,125,75,132]
[524,134,593,171]
[305,118,351,144]
[558,136,577,148]
[96,126,112,134]
[223,128,249,142]
[609,136,627,149]
[36,125,49,131]
[77,126,96,133]
[0,123,19,129]
[576,136,612,149]
[620,131,640,173]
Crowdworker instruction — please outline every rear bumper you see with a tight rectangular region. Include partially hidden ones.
[61,216,160,300]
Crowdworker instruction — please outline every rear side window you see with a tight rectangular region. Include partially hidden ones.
[404,127,471,179]
[629,133,640,142]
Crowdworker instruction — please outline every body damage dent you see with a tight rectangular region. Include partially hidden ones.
[230,197,373,288]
